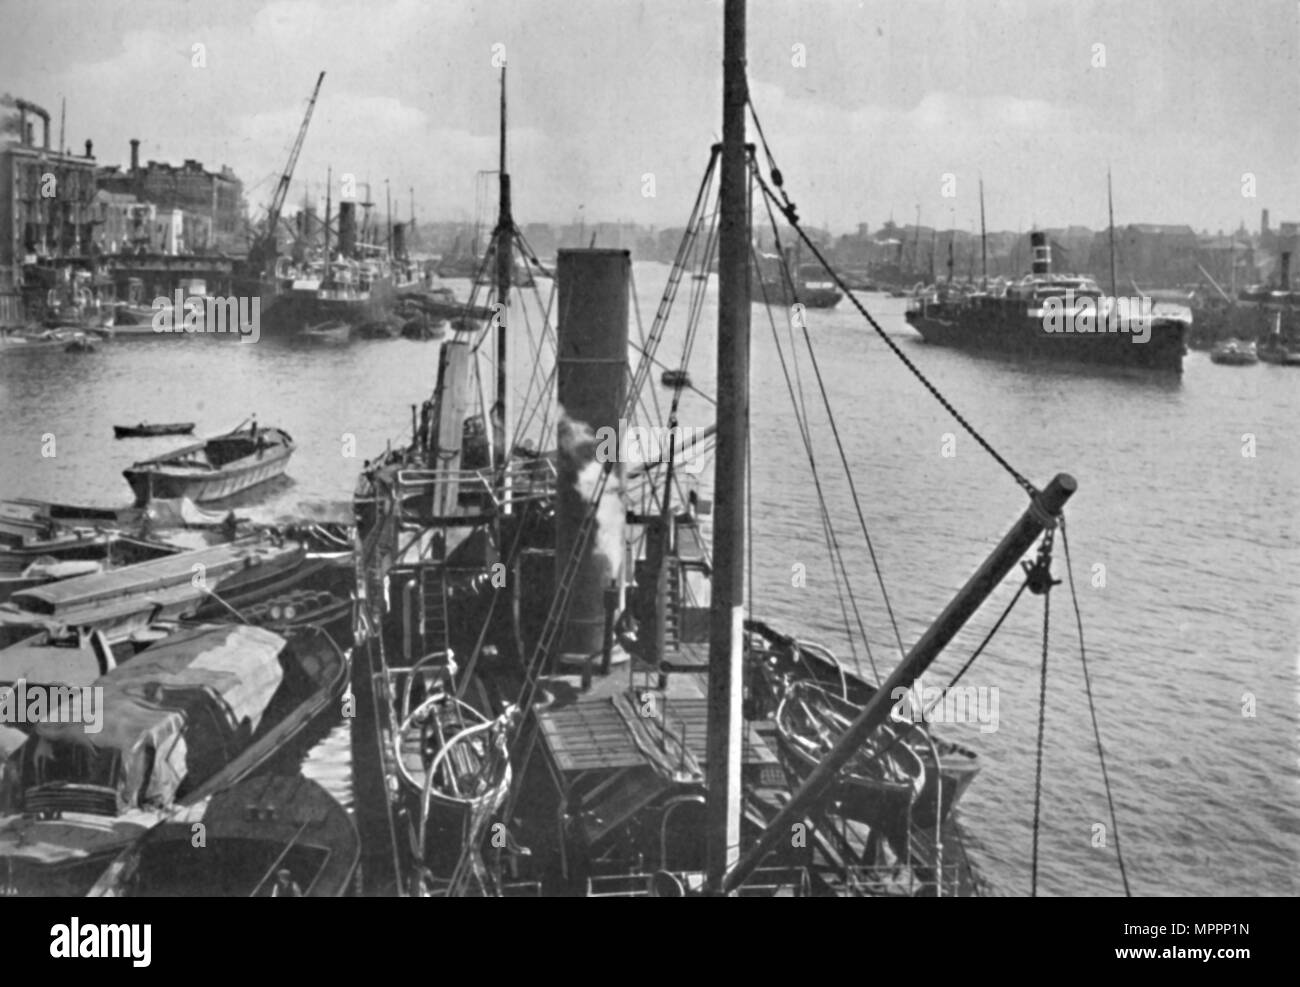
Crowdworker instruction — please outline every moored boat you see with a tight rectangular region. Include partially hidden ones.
[752,253,843,308]
[1209,338,1258,365]
[88,774,359,897]
[0,622,348,895]
[122,421,295,506]
[113,422,196,439]
[0,534,305,645]
[300,319,351,343]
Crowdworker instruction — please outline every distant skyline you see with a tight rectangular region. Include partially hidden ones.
[3,0,1297,235]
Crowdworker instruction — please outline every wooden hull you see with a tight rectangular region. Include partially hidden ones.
[747,619,980,829]
[775,732,919,838]
[123,426,294,506]
[90,775,359,897]
[775,682,924,841]
[1210,352,1257,365]
[0,627,349,896]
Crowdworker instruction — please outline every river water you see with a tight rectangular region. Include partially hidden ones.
[1,261,1295,896]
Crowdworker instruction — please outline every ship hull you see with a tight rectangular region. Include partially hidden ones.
[260,277,396,335]
[751,279,842,308]
[124,453,290,504]
[906,297,1186,373]
[122,427,295,506]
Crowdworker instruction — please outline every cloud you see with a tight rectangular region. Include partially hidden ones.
[2,0,1296,233]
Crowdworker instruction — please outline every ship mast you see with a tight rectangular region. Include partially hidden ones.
[1107,168,1118,299]
[912,204,921,278]
[494,64,513,451]
[324,165,331,277]
[979,177,988,288]
[705,0,750,893]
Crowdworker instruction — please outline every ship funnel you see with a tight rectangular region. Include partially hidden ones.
[392,222,407,260]
[338,201,357,257]
[555,248,630,666]
[1030,231,1051,276]
[1280,251,1292,289]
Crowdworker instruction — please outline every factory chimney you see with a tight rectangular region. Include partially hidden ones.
[1030,230,1052,276]
[337,201,357,257]
[130,139,140,174]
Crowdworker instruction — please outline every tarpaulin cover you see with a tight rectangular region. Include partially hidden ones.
[28,624,285,810]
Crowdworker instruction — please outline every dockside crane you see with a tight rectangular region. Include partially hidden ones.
[247,71,326,274]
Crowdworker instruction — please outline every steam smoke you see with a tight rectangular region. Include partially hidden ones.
[556,410,624,583]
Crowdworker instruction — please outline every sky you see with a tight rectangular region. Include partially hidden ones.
[3,0,1297,235]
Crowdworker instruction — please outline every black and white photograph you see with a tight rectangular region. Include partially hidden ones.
[0,0,1293,941]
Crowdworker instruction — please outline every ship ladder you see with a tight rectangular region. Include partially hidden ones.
[419,566,451,658]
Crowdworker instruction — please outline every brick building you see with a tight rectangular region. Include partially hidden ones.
[0,97,100,325]
[97,139,245,253]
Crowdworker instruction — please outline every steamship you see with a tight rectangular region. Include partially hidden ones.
[341,0,1138,901]
[348,42,994,900]
[751,251,842,308]
[258,200,397,333]
[905,231,1188,373]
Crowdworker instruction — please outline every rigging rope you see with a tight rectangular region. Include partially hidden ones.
[754,171,909,663]
[752,239,877,681]
[745,100,1037,499]
[1026,528,1059,896]
[1030,574,1050,897]
[1061,517,1132,896]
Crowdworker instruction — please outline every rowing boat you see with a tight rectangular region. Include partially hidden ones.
[746,620,980,829]
[113,422,196,439]
[122,423,294,506]
[775,679,925,842]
